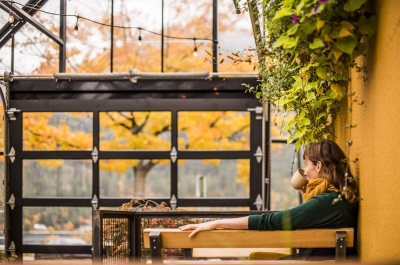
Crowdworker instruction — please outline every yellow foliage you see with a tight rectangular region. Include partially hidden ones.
[63,221,75,231]
[43,235,59,244]
[235,160,250,192]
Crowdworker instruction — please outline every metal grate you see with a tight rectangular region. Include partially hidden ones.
[93,210,273,263]
[102,217,130,263]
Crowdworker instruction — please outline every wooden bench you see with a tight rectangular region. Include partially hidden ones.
[143,228,354,263]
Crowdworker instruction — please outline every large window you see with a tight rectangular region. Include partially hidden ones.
[6,77,263,259]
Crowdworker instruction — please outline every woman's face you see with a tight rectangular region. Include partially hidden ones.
[303,157,321,180]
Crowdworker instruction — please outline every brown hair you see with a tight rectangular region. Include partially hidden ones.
[303,140,358,204]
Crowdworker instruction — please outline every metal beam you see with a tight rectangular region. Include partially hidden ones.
[248,0,263,62]
[4,1,63,46]
[212,0,218,73]
[0,0,50,49]
[59,0,66,72]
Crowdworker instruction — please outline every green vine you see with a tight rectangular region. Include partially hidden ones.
[245,0,377,150]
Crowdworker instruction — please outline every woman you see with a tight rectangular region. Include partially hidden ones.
[179,140,359,260]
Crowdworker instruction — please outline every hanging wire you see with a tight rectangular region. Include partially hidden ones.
[8,1,218,44]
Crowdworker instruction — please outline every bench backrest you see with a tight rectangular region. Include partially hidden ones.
[143,228,354,249]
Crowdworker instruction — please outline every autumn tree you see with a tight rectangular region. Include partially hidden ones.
[1,0,262,203]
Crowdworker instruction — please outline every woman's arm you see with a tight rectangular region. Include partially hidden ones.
[179,216,249,237]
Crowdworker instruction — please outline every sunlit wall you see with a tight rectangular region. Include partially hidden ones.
[334,0,400,262]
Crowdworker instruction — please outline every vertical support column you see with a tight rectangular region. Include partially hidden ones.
[335,231,347,261]
[183,249,192,260]
[149,231,163,262]
[161,0,164,72]
[7,100,22,262]
[92,210,102,262]
[133,216,142,261]
[92,111,100,209]
[11,34,14,74]
[59,0,66,73]
[265,102,271,210]
[2,78,10,259]
[170,110,178,205]
[212,0,218,73]
[110,0,114,72]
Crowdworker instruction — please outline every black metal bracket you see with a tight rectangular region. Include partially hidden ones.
[183,248,192,260]
[335,231,347,261]
[149,231,163,263]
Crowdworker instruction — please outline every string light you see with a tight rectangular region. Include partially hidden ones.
[9,2,219,54]
[8,11,15,24]
[138,28,142,46]
[74,15,79,35]
[193,38,198,57]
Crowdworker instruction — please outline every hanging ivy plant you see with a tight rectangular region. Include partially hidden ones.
[245,0,377,150]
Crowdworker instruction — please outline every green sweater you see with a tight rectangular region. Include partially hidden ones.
[248,192,358,257]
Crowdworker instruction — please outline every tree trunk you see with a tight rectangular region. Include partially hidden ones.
[133,160,154,197]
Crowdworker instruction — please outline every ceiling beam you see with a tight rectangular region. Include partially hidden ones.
[0,0,52,48]
[4,1,63,46]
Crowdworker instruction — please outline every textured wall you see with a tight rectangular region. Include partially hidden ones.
[334,0,400,262]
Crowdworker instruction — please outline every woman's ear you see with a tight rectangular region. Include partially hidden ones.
[316,161,322,173]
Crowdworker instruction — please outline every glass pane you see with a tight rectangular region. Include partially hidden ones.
[113,0,162,72]
[23,112,93,151]
[23,160,92,198]
[66,0,110,73]
[178,111,250,150]
[0,162,4,232]
[14,22,59,74]
[178,159,249,198]
[218,0,258,72]
[0,39,11,73]
[0,92,3,235]
[164,0,212,72]
[0,6,8,29]
[100,159,170,198]
[164,41,212,72]
[270,106,296,140]
[270,143,301,210]
[100,111,171,150]
[23,207,92,245]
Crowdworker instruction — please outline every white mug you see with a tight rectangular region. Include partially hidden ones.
[291,168,308,190]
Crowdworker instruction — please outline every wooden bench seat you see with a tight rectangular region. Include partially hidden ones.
[143,228,354,262]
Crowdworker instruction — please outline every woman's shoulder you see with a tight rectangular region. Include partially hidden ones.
[311,191,359,209]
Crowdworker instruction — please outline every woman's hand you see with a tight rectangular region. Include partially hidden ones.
[300,185,307,194]
[179,220,218,238]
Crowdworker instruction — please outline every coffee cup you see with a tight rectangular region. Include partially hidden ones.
[291,168,308,190]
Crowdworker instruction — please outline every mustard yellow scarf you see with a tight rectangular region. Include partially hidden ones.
[302,178,339,202]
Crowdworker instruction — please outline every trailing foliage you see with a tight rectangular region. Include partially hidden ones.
[245,0,377,150]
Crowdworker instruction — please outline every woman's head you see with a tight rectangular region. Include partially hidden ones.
[303,140,358,203]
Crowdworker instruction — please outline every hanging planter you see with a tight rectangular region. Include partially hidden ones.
[245,0,377,149]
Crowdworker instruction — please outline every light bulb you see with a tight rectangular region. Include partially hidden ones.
[74,25,79,36]
[116,39,123,48]
[138,35,142,46]
[193,47,198,57]
[8,12,14,24]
